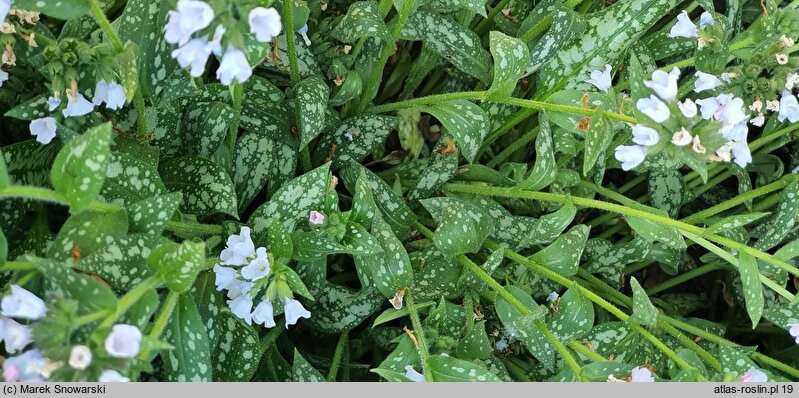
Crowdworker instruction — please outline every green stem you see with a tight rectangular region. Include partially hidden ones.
[164,221,224,235]
[283,0,300,84]
[405,292,433,382]
[0,261,35,271]
[568,340,607,362]
[226,83,244,169]
[327,332,348,382]
[473,0,512,35]
[134,92,149,138]
[138,291,179,360]
[682,175,797,224]
[89,0,124,52]
[1,185,119,212]
[97,276,160,330]
[73,309,113,327]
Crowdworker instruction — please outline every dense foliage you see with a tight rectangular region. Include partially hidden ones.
[1,0,799,383]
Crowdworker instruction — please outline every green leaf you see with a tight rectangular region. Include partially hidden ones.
[648,169,684,217]
[537,0,679,96]
[50,123,112,213]
[313,114,396,169]
[529,225,589,276]
[549,285,594,342]
[101,152,167,205]
[705,213,771,234]
[29,256,118,312]
[292,349,326,382]
[629,276,658,326]
[350,169,380,228]
[626,209,687,250]
[526,6,587,74]
[0,227,6,266]
[426,0,486,16]
[249,164,332,240]
[160,156,238,218]
[295,76,331,150]
[0,148,8,190]
[47,209,128,261]
[429,202,492,256]
[408,140,458,200]
[13,0,91,19]
[75,234,164,293]
[356,215,414,298]
[583,109,613,176]
[419,100,490,163]
[332,1,394,45]
[292,232,351,262]
[517,114,556,190]
[579,361,636,381]
[456,321,492,360]
[400,10,490,83]
[182,102,235,158]
[340,162,416,239]
[738,252,764,328]
[521,199,576,246]
[753,180,799,251]
[488,31,530,98]
[126,193,183,235]
[148,241,207,293]
[233,132,275,211]
[425,356,502,382]
[267,220,294,260]
[494,286,552,367]
[161,294,212,382]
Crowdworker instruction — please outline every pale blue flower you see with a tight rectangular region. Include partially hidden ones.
[678,98,697,118]
[404,365,426,382]
[0,69,8,87]
[93,80,126,110]
[546,291,559,302]
[309,210,325,225]
[298,24,311,46]
[644,68,680,101]
[2,318,32,354]
[46,96,61,111]
[252,300,276,328]
[668,11,697,38]
[216,48,252,85]
[778,92,799,123]
[585,64,612,92]
[284,298,311,327]
[694,71,721,92]
[29,117,57,145]
[699,11,714,26]
[788,323,799,344]
[249,7,282,43]
[3,349,45,382]
[2,285,46,320]
[99,370,129,382]
[104,324,142,359]
[164,0,215,46]
[62,93,94,118]
[213,264,238,291]
[614,145,647,171]
[220,226,255,266]
[0,0,9,24]
[172,38,215,77]
[631,124,660,146]
[241,247,270,281]
[637,95,671,123]
[741,368,767,382]
[630,366,655,382]
[228,295,254,325]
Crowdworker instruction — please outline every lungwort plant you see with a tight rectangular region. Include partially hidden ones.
[1,0,799,383]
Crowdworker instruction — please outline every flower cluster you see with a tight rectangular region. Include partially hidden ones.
[0,285,140,382]
[165,0,282,85]
[29,79,127,145]
[214,226,311,328]
[606,66,753,172]
[667,9,716,48]
[0,4,41,88]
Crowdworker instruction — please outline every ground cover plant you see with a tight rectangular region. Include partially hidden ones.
[0,0,799,383]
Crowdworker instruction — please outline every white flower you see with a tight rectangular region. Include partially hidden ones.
[226,281,252,300]
[164,0,215,46]
[637,95,671,123]
[614,145,647,171]
[220,226,255,266]
[248,7,282,43]
[671,128,693,146]
[309,210,325,225]
[546,291,559,302]
[720,72,737,83]
[104,324,142,359]
[29,117,57,145]
[0,0,9,24]
[694,71,721,92]
[2,318,32,354]
[62,93,94,117]
[750,114,765,127]
[749,99,763,113]
[2,285,46,320]
[766,99,780,112]
[47,96,61,111]
[241,247,270,281]
[699,11,714,26]
[692,135,706,153]
[0,69,7,87]
[298,24,311,46]
[172,38,214,77]
[644,67,680,101]
[715,143,732,162]
[777,92,799,123]
[718,96,748,126]
[495,339,509,351]
[780,35,796,48]
[99,370,129,382]
[404,365,426,382]
[631,124,659,146]
[678,98,698,118]
[216,48,252,85]
[776,54,788,65]
[284,298,311,327]
[696,97,720,120]
[630,366,655,382]
[788,323,799,344]
[213,264,238,291]
[741,368,767,382]
[3,349,45,382]
[93,80,126,110]
[252,300,276,328]
[585,64,612,92]
[389,290,404,309]
[785,73,799,90]
[668,11,697,38]
[68,345,92,370]
[731,140,752,168]
[228,295,253,324]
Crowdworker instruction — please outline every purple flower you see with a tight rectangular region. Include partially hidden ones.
[309,210,325,225]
